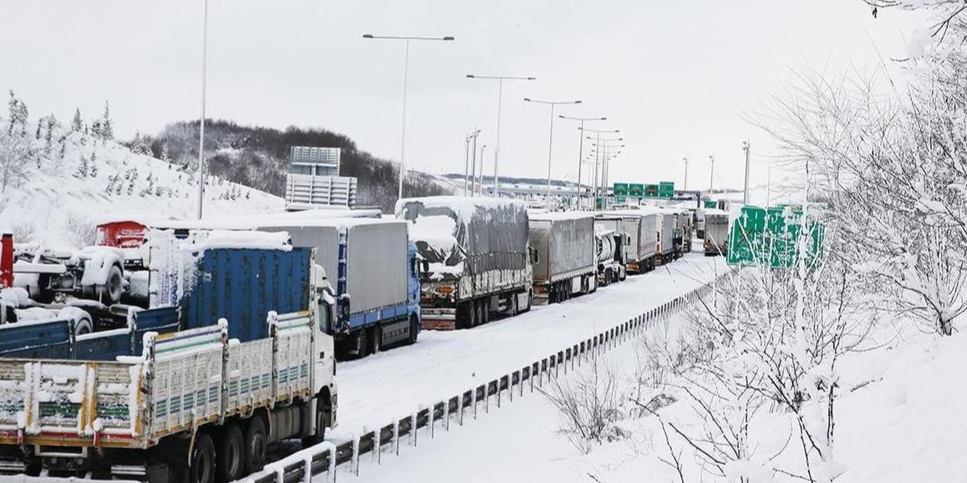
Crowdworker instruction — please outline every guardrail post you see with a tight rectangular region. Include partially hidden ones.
[472,386,478,419]
[497,378,502,408]
[374,428,381,465]
[393,420,400,456]
[445,397,451,431]
[430,403,435,439]
[352,435,360,476]
[411,412,418,447]
[485,383,490,414]
[531,363,536,392]
[327,446,336,483]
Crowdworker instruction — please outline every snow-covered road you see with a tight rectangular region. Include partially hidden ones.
[330,250,726,439]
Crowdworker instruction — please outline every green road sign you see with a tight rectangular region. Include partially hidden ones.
[629,183,644,197]
[613,183,629,196]
[616,196,627,204]
[658,181,675,198]
[727,205,824,268]
[704,200,718,209]
[644,184,659,197]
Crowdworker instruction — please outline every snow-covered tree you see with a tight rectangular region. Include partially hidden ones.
[0,129,35,191]
[72,108,83,132]
[76,154,89,178]
[90,148,98,178]
[101,101,113,140]
[7,91,29,136]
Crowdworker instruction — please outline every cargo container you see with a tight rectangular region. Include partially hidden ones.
[656,211,678,265]
[609,209,658,274]
[254,219,420,358]
[661,207,688,259]
[696,209,706,239]
[0,230,338,483]
[704,208,730,256]
[397,196,532,330]
[593,216,629,286]
[528,212,596,304]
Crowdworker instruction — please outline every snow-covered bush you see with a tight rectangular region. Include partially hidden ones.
[540,355,627,454]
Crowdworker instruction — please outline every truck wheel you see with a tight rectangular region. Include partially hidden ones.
[508,294,518,317]
[457,301,472,329]
[244,415,268,474]
[215,423,244,483]
[189,433,216,483]
[481,300,490,325]
[407,315,419,344]
[469,300,479,327]
[73,315,93,336]
[370,325,383,353]
[353,331,369,358]
[93,265,123,305]
[302,394,330,448]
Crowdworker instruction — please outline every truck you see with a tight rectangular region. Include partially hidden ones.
[397,196,532,330]
[528,212,596,304]
[704,208,730,256]
[661,207,689,259]
[592,216,629,286]
[0,229,338,483]
[254,218,421,358]
[609,210,658,274]
[655,210,678,265]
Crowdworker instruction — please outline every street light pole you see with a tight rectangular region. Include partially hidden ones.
[364,33,455,201]
[467,75,536,197]
[683,156,689,191]
[463,133,473,195]
[478,143,488,196]
[580,127,619,210]
[709,154,715,192]
[523,98,582,204]
[742,140,751,205]
[470,129,479,196]
[196,0,209,220]
[560,115,606,209]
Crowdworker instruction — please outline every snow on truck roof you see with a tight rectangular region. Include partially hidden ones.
[100,208,380,230]
[703,208,729,216]
[396,196,527,220]
[189,230,293,251]
[529,211,594,222]
[254,217,406,230]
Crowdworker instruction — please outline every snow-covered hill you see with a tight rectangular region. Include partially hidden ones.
[0,119,283,248]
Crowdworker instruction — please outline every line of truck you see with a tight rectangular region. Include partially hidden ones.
[0,197,728,483]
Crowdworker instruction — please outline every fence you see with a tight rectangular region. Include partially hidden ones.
[241,280,717,483]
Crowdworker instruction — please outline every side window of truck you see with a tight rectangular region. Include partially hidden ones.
[316,301,332,334]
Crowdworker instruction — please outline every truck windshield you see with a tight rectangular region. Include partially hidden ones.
[316,300,332,334]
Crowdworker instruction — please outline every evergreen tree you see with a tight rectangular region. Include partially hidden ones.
[90,148,98,177]
[35,119,42,140]
[7,91,17,135]
[72,109,83,132]
[45,115,56,148]
[127,168,138,195]
[101,101,113,140]
[76,155,89,178]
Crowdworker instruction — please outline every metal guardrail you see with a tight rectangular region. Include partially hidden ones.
[241,280,717,483]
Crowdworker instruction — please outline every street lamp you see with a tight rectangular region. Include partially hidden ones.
[560,115,606,208]
[363,33,455,200]
[466,74,536,197]
[581,127,619,209]
[523,98,582,202]
[742,140,751,205]
[196,0,210,219]
[683,156,689,191]
[709,154,715,192]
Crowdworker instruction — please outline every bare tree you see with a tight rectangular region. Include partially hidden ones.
[540,354,626,454]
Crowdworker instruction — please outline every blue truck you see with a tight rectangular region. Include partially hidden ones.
[0,231,339,483]
[253,218,422,358]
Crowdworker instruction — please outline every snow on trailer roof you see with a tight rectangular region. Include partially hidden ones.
[528,211,594,222]
[147,209,381,231]
[396,196,527,220]
[174,230,293,252]
[703,208,729,216]
[253,217,406,230]
[606,207,662,217]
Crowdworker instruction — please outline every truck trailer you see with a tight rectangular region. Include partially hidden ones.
[528,212,596,304]
[609,209,658,274]
[255,219,421,358]
[704,208,730,256]
[655,211,678,265]
[397,196,533,330]
[0,230,338,483]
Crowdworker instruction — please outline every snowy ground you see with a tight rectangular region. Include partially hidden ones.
[0,128,282,248]
[342,294,967,483]
[330,249,726,439]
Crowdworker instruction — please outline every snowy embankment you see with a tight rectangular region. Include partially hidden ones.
[331,251,727,439]
[353,305,967,483]
[0,123,282,248]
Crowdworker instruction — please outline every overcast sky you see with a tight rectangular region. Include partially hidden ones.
[0,1,923,201]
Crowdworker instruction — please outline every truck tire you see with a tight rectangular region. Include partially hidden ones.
[407,315,419,345]
[189,433,216,483]
[95,265,123,305]
[508,294,518,317]
[469,300,479,327]
[369,325,382,353]
[215,423,244,483]
[352,331,369,358]
[481,300,490,325]
[73,315,93,336]
[302,394,330,448]
[244,415,268,474]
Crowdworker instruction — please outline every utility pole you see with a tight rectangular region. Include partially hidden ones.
[196,0,209,220]
[683,156,689,191]
[470,130,480,197]
[708,154,715,193]
[463,134,471,195]
[742,140,751,205]
[478,144,488,196]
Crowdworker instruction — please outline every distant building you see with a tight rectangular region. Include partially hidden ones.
[285,146,358,209]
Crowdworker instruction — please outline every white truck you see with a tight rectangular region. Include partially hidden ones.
[610,209,659,274]
[655,210,678,265]
[704,208,730,256]
[592,216,629,286]
[528,212,597,304]
[0,230,338,483]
